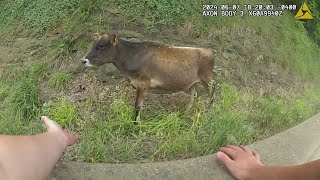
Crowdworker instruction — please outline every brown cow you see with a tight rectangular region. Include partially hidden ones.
[83,33,215,122]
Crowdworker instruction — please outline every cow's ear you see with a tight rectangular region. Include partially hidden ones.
[92,33,100,41]
[110,34,118,46]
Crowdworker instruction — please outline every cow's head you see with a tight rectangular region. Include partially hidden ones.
[82,33,118,67]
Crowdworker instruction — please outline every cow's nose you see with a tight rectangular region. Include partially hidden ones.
[82,58,93,67]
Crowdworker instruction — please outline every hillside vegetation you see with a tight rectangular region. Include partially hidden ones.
[0,0,319,163]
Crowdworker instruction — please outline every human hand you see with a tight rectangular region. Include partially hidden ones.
[41,116,79,146]
[216,145,263,180]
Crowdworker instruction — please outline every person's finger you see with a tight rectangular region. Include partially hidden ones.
[68,132,80,145]
[62,129,80,145]
[219,147,236,159]
[240,145,251,153]
[41,116,54,130]
[41,116,61,132]
[252,150,261,161]
[216,151,234,169]
[227,145,243,152]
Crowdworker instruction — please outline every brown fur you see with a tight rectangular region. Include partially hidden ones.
[84,33,215,122]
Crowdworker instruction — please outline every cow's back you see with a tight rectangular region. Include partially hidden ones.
[116,39,214,92]
[141,46,213,91]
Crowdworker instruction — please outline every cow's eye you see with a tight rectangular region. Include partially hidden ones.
[98,44,104,48]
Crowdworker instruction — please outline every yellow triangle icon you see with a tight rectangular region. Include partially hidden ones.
[295,3,313,19]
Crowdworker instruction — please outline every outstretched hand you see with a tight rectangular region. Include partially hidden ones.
[41,116,79,146]
[216,145,263,180]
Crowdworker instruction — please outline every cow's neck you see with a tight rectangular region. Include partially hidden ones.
[113,39,140,75]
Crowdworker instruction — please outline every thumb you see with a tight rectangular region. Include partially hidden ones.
[216,151,234,171]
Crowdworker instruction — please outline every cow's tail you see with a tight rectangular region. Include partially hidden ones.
[208,65,222,104]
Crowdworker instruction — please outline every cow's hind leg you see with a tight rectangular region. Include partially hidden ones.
[201,81,210,95]
[185,84,196,113]
[134,87,146,124]
[201,78,215,105]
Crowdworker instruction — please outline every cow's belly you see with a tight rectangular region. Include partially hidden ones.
[149,76,200,92]
[128,59,201,92]
[149,66,200,91]
[150,79,164,88]
[129,76,198,92]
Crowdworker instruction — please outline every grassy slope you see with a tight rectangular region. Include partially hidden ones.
[0,0,319,163]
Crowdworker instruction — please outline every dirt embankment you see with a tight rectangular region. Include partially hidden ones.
[0,13,304,115]
[56,18,304,108]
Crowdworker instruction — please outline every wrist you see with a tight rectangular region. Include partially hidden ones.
[50,130,68,148]
[245,164,265,180]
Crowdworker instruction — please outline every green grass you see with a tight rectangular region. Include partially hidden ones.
[0,0,319,163]
[0,83,10,101]
[10,78,40,120]
[49,72,73,88]
[0,77,319,163]
[30,62,50,80]
[72,84,320,163]
[43,99,79,128]
[249,92,319,136]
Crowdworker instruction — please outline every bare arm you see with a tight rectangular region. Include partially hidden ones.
[0,162,9,180]
[0,116,78,180]
[247,160,320,180]
[216,145,320,180]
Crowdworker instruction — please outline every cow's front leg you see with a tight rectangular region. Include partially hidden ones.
[134,86,146,123]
